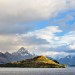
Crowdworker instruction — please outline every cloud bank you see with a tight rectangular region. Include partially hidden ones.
[0,0,75,57]
[0,0,75,34]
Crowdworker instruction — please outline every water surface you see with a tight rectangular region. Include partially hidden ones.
[0,68,75,75]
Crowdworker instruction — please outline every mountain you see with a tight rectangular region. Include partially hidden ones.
[12,47,34,61]
[0,52,18,63]
[0,56,65,68]
[4,52,17,62]
[0,47,34,64]
[0,52,9,64]
[58,55,75,66]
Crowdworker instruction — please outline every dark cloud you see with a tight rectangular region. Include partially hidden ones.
[53,45,75,53]
[0,23,36,34]
[0,0,75,35]
[21,35,49,45]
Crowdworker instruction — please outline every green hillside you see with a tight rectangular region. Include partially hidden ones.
[0,56,66,68]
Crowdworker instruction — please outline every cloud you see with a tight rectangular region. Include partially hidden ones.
[59,31,75,50]
[0,24,36,34]
[20,26,63,52]
[47,31,75,54]
[0,35,20,52]
[23,27,75,55]
[0,0,71,21]
[0,26,61,52]
[0,25,75,58]
[57,31,75,47]
[49,10,75,32]
[0,0,75,21]
[20,35,49,46]
[0,0,75,34]
[39,51,69,58]
[24,26,62,40]
[0,0,75,57]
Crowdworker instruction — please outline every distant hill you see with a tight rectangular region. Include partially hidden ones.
[0,56,65,68]
[58,55,75,66]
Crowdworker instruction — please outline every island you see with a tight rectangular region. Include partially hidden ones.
[0,56,65,68]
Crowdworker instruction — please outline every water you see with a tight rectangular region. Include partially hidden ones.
[0,68,75,75]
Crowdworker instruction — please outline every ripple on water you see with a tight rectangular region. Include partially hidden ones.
[0,68,75,75]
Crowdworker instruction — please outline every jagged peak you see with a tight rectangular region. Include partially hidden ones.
[19,47,25,50]
[0,52,4,54]
[16,47,33,56]
[18,47,28,52]
[5,52,11,55]
[12,47,34,57]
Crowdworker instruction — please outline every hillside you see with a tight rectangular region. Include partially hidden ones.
[0,56,65,68]
[58,55,75,66]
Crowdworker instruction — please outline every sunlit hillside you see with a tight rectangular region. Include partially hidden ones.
[0,56,65,68]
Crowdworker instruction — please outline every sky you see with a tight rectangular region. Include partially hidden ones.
[0,0,75,58]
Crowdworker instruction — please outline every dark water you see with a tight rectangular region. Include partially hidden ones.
[0,68,75,75]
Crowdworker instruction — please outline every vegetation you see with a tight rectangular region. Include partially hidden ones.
[0,56,66,68]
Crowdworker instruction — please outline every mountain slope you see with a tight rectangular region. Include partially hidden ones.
[58,55,75,66]
[0,47,35,64]
[0,56,65,68]
[0,52,10,64]
[12,47,34,61]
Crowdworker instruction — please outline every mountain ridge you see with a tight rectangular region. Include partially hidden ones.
[0,47,74,66]
[58,55,75,66]
[0,47,34,64]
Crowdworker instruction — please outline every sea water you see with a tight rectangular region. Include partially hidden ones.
[0,68,75,75]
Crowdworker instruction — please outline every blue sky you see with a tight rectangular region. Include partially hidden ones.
[0,0,75,58]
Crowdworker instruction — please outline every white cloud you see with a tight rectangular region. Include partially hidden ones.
[0,26,61,52]
[20,26,63,52]
[23,26,62,41]
[38,51,69,59]
[0,25,75,57]
[60,31,75,50]
[69,44,75,50]
[0,0,75,21]
[0,0,75,34]
[55,31,74,45]
[0,35,20,52]
[0,0,71,22]
[0,0,75,56]
[23,28,75,54]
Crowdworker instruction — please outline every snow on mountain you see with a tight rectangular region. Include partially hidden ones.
[0,47,35,64]
[58,55,75,66]
[12,47,35,61]
[16,47,32,56]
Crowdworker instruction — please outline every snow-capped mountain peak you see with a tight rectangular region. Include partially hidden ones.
[18,47,28,53]
[12,47,34,59]
[0,47,35,64]
[17,47,31,56]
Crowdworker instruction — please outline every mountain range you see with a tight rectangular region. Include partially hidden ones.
[0,47,75,66]
[0,47,34,64]
[58,55,75,66]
